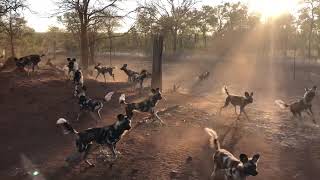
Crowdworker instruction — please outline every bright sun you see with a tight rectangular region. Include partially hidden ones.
[249,0,299,19]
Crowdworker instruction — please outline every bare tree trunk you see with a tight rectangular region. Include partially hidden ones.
[109,36,112,65]
[151,34,164,90]
[9,17,15,57]
[80,23,89,69]
[172,28,177,53]
[53,41,56,59]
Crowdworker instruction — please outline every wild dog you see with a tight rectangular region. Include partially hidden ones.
[56,114,131,166]
[74,85,87,98]
[219,86,254,120]
[120,64,139,82]
[275,86,317,123]
[77,91,114,124]
[67,58,79,78]
[94,63,115,83]
[119,88,164,124]
[198,71,210,81]
[73,68,84,86]
[204,128,260,180]
[131,69,151,89]
[16,54,45,72]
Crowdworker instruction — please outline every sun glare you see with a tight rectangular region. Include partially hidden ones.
[249,0,299,20]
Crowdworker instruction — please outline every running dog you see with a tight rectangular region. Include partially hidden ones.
[275,86,317,123]
[120,64,139,82]
[94,63,115,83]
[119,88,164,124]
[56,114,131,166]
[77,91,114,123]
[131,69,151,89]
[205,128,260,180]
[198,71,210,81]
[17,54,45,72]
[219,86,254,120]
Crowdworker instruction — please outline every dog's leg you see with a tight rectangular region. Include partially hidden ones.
[308,107,316,124]
[219,98,230,115]
[210,162,217,179]
[234,106,237,115]
[154,111,165,125]
[77,110,84,121]
[97,110,102,122]
[242,108,250,120]
[83,143,95,167]
[95,72,100,80]
[103,74,106,83]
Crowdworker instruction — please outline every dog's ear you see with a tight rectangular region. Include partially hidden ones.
[156,88,160,92]
[250,92,253,96]
[252,154,260,163]
[313,85,317,90]
[305,88,308,92]
[151,89,156,94]
[240,154,249,163]
[245,92,249,97]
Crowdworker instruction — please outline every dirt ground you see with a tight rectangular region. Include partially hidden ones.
[0,54,320,180]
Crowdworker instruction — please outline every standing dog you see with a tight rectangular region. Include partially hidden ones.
[119,88,164,124]
[205,128,260,180]
[275,86,317,123]
[56,114,131,166]
[120,64,139,82]
[15,54,45,72]
[77,91,114,124]
[94,63,115,83]
[67,58,79,78]
[219,86,254,120]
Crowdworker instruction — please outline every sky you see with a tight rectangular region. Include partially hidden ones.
[24,0,300,33]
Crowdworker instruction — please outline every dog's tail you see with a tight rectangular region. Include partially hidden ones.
[204,128,220,151]
[56,118,78,135]
[275,100,289,109]
[223,85,230,96]
[104,91,114,102]
[119,94,127,104]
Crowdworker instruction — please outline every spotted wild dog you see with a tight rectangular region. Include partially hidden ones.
[131,69,151,89]
[275,86,317,123]
[94,63,115,83]
[56,114,131,166]
[219,86,254,120]
[77,91,114,124]
[120,64,139,82]
[204,128,260,180]
[119,88,164,124]
[198,71,210,81]
[73,68,84,86]
[15,54,45,73]
[67,58,79,78]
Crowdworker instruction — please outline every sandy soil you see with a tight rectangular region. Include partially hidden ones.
[0,54,320,180]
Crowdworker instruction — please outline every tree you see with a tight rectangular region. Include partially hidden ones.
[56,0,121,69]
[142,0,198,52]
[0,12,26,57]
[298,0,320,61]
[0,0,27,57]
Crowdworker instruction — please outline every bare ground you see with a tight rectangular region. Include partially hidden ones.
[0,55,320,180]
